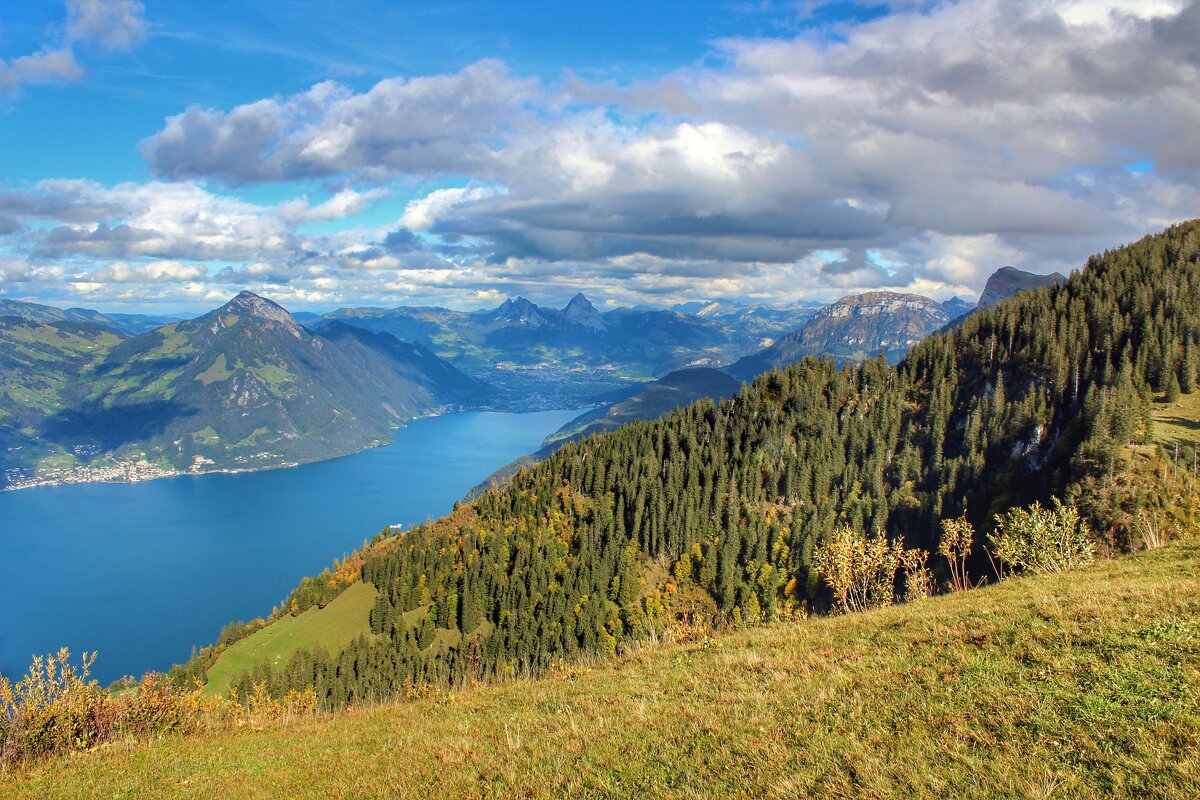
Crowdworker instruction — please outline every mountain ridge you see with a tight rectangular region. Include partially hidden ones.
[0,292,490,488]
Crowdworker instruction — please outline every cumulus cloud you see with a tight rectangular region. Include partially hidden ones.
[141,60,538,183]
[6,0,1200,311]
[1,0,146,91]
[22,180,297,261]
[81,259,206,283]
[0,47,84,92]
[279,187,388,224]
[67,0,147,51]
[399,185,507,231]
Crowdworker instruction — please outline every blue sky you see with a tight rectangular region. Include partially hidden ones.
[1,0,1197,313]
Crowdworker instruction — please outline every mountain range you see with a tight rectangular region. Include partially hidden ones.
[0,265,1059,488]
[311,293,755,406]
[0,292,485,487]
[0,298,181,335]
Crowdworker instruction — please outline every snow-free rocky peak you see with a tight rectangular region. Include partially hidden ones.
[221,291,301,328]
[493,296,551,327]
[562,293,608,332]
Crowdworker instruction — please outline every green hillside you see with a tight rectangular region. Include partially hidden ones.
[0,292,489,486]
[5,539,1197,798]
[203,583,379,698]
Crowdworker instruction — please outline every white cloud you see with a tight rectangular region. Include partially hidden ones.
[80,260,206,283]
[279,187,388,224]
[6,0,1200,311]
[1,0,146,92]
[0,48,83,91]
[400,186,507,231]
[68,0,147,51]
[141,60,538,183]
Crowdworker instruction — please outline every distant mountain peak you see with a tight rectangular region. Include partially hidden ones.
[565,292,594,311]
[977,267,1065,309]
[492,296,551,327]
[822,291,944,316]
[562,292,607,331]
[220,291,298,327]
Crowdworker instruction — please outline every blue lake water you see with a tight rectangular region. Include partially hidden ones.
[0,409,579,685]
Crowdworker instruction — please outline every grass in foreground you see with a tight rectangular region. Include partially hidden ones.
[4,541,1199,799]
[203,583,377,697]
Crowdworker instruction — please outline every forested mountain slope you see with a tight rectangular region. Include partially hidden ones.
[0,318,123,478]
[0,292,489,486]
[180,221,1200,704]
[14,540,1200,799]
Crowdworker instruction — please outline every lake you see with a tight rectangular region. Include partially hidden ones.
[0,409,580,685]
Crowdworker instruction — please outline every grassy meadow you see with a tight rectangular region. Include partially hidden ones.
[203,583,378,697]
[3,539,1197,799]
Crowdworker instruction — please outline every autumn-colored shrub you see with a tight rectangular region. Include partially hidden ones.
[990,499,1095,575]
[0,648,318,769]
[813,526,929,613]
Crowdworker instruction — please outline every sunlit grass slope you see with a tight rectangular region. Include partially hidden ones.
[6,542,1199,799]
[203,583,378,697]
[1154,391,1200,446]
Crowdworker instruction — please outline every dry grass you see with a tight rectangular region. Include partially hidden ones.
[3,540,1198,799]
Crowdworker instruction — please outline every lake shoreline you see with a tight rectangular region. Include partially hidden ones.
[2,405,588,493]
[0,408,586,684]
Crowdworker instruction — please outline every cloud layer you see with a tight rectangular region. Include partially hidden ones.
[3,0,1200,311]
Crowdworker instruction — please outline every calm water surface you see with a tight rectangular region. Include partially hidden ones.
[0,409,579,684]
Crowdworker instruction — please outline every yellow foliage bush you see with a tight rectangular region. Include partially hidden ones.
[0,648,318,769]
[813,526,929,613]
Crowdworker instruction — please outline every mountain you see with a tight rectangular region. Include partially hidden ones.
[315,294,745,405]
[485,296,556,328]
[940,295,976,318]
[168,220,1200,713]
[96,311,185,335]
[0,317,125,480]
[0,291,489,487]
[0,297,181,336]
[727,291,949,379]
[560,292,607,332]
[0,298,116,330]
[679,300,821,348]
[977,266,1065,308]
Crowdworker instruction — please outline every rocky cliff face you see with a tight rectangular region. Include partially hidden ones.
[800,292,951,354]
[727,291,951,378]
[977,267,1065,309]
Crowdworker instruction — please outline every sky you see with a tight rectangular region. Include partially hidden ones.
[0,0,1198,314]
